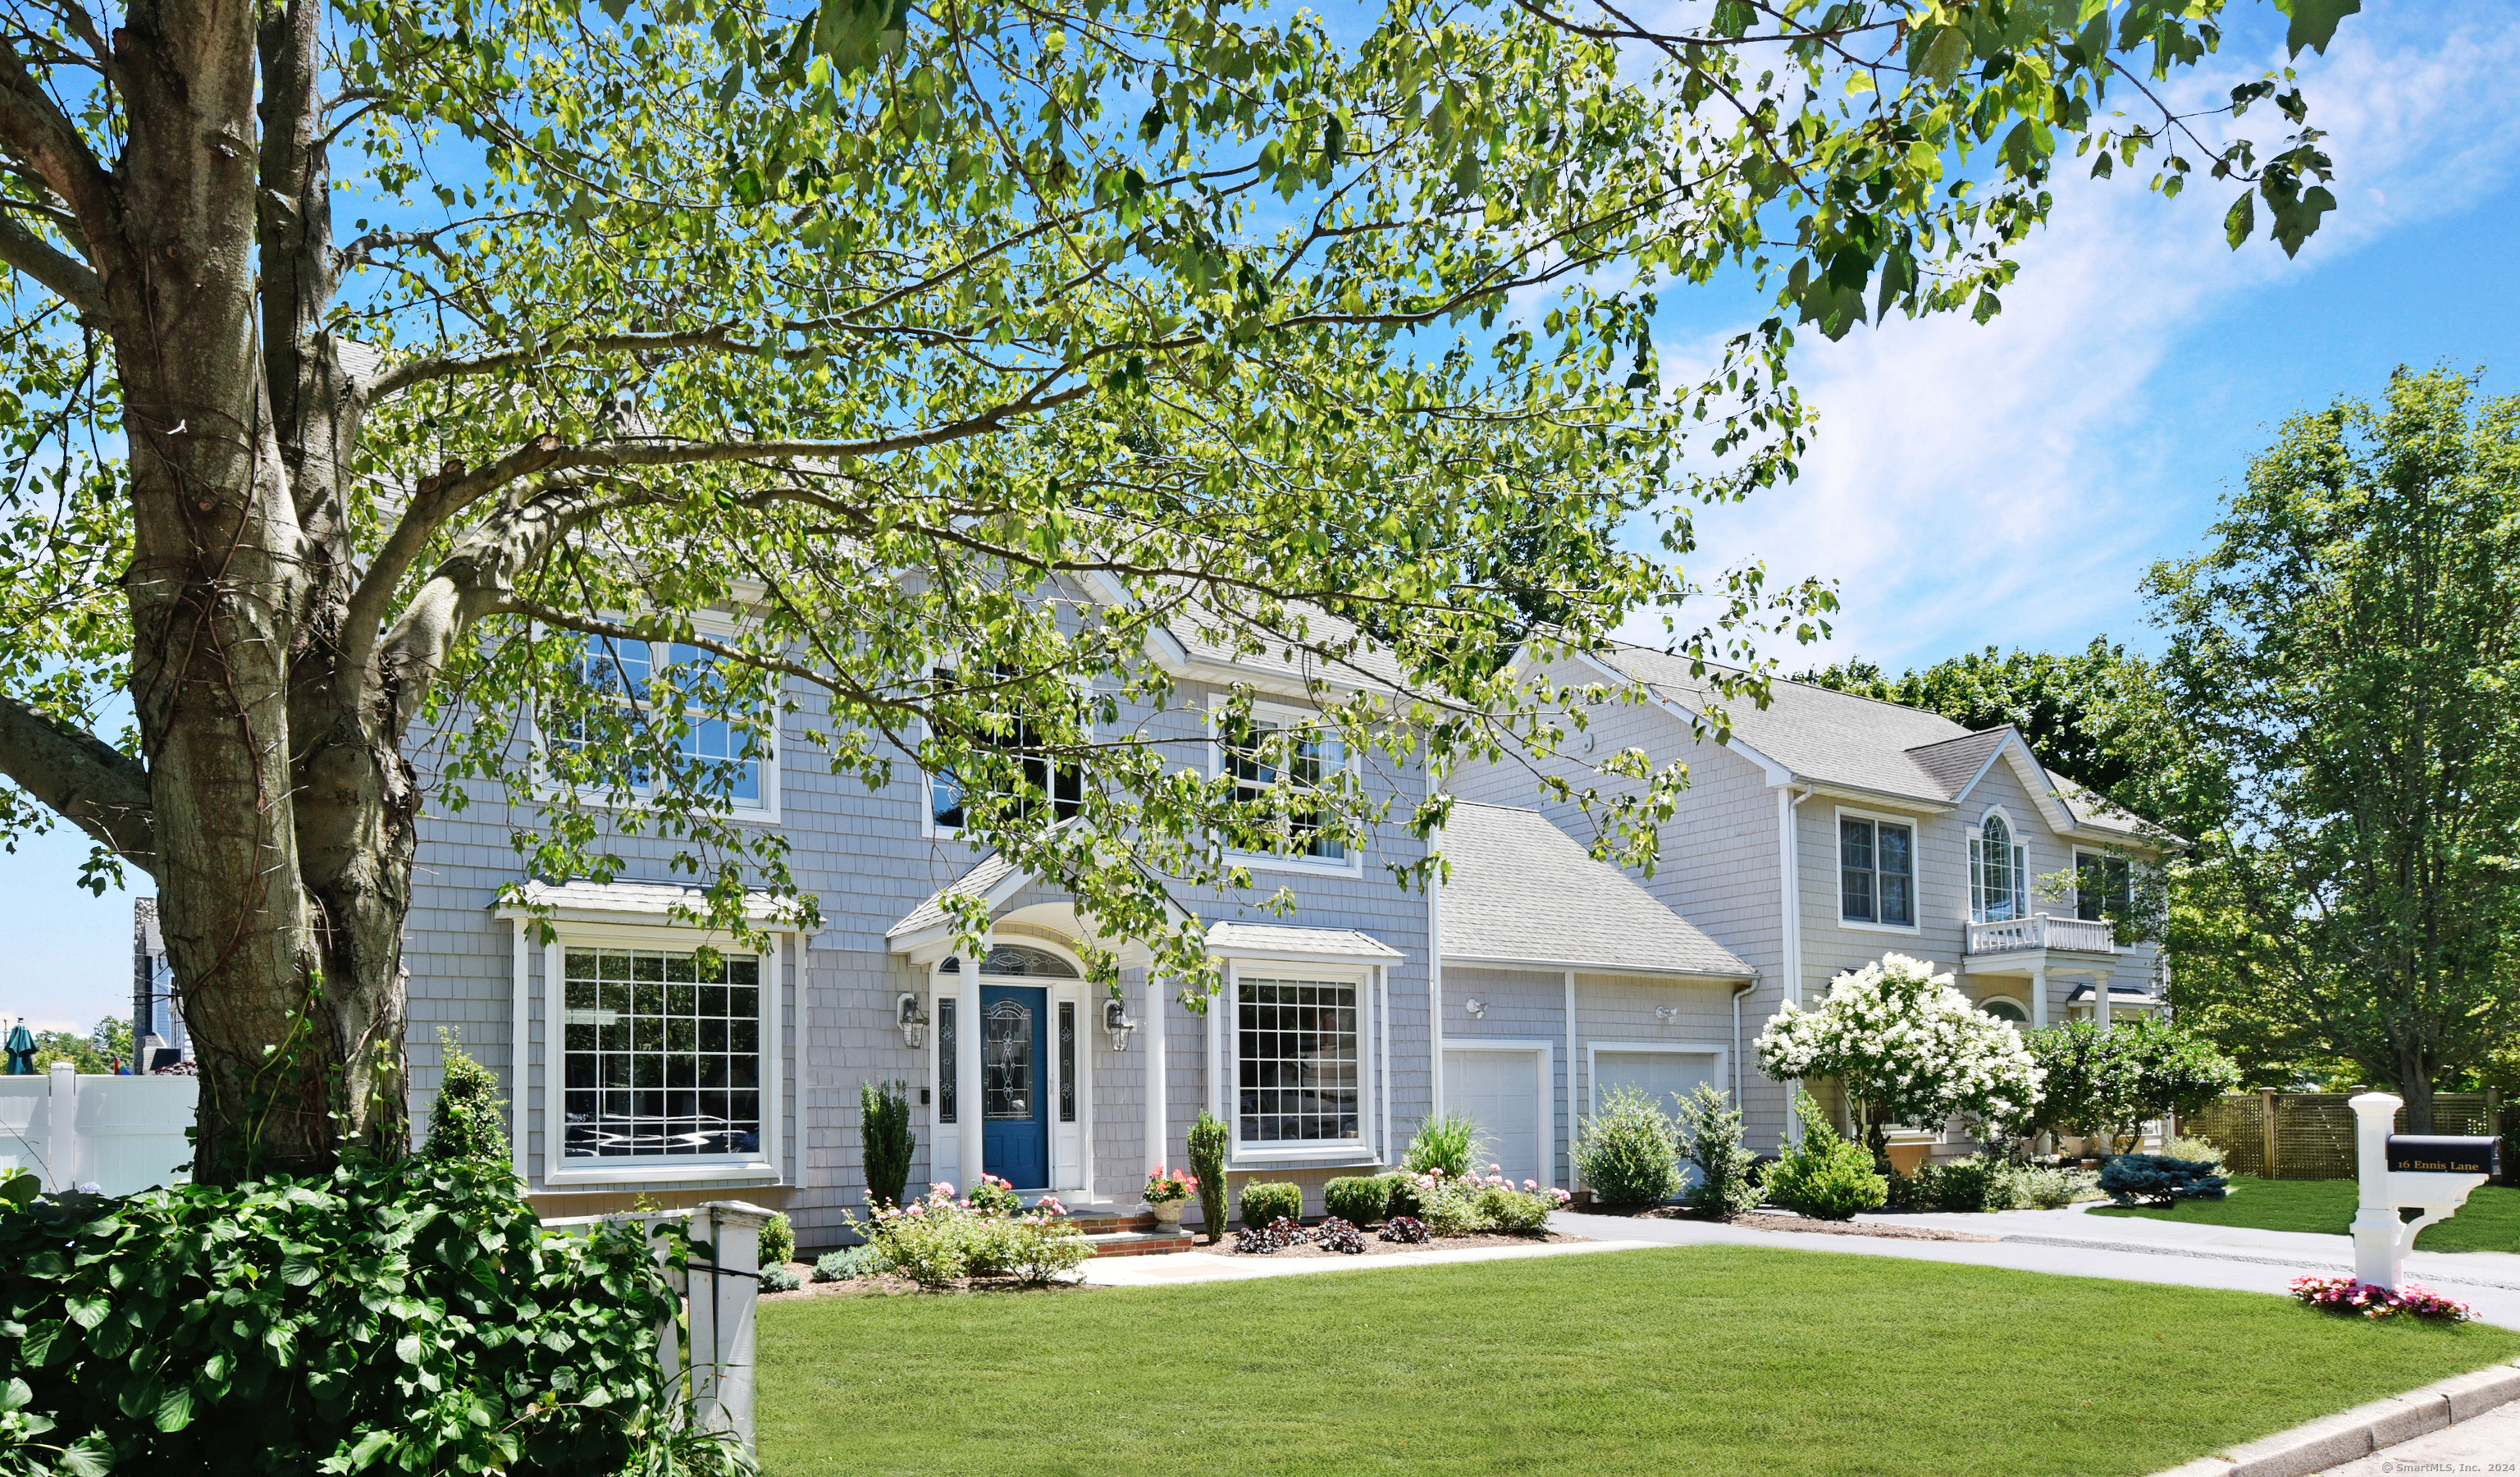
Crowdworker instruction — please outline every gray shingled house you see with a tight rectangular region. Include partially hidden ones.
[1448,640,2173,1160]
[399,620,2166,1246]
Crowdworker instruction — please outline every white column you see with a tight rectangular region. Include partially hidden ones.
[45,1061,73,1189]
[956,957,982,1189]
[509,918,530,1180]
[1777,785,1807,1145]
[2350,1091,2403,1287]
[1564,969,1578,1190]
[2029,962,2048,1029]
[1144,976,1166,1178]
[688,1199,772,1445]
[2095,969,2112,1031]
[1427,819,1445,1121]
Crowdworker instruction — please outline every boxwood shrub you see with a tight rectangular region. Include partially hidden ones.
[1238,1181,1303,1229]
[0,1156,699,1474]
[1378,1171,1420,1219]
[1322,1177,1387,1226]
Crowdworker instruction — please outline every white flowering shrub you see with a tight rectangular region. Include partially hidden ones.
[1754,953,2043,1159]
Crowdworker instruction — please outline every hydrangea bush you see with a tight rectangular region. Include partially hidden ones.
[1755,953,2043,1164]
[1411,1167,1568,1236]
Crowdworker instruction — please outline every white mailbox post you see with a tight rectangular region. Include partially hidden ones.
[2349,1091,2497,1288]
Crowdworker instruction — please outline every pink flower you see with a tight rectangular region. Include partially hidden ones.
[934,1181,956,1197]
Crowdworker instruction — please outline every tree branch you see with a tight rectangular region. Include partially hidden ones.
[0,207,100,313]
[0,694,156,875]
[0,43,119,277]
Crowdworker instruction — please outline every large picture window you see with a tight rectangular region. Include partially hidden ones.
[1220,713,1349,864]
[562,946,761,1160]
[1236,977,1360,1145]
[562,634,771,812]
[1838,816,1915,926]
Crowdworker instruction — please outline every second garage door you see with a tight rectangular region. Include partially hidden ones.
[1591,1048,1722,1118]
[1441,1047,1550,1187]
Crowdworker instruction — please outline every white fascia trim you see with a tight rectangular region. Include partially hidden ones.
[1226,1143,1382,1168]
[1440,951,1753,983]
[1950,729,2079,835]
[1568,649,1794,785]
[1208,946,1393,972]
[884,866,1039,960]
[541,1161,780,1187]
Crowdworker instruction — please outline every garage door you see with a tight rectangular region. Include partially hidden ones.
[1442,1049,1548,1187]
[1592,1049,1721,1118]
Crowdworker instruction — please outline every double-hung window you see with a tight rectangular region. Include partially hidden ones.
[1219,711,1350,866]
[562,634,772,813]
[1236,976,1360,1145]
[1838,816,1915,927]
[1970,812,2027,922]
[927,670,1084,834]
[2075,851,2133,922]
[560,945,762,1162]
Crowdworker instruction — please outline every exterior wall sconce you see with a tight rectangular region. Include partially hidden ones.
[1463,998,1486,1019]
[1104,998,1138,1053]
[1655,1005,1681,1022]
[897,992,929,1050]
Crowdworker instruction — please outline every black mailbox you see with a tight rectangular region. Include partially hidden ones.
[2385,1135,2502,1177]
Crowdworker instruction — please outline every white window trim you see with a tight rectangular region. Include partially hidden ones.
[1439,1039,1554,1190]
[924,938,1098,1196]
[1220,959,1378,1165]
[1833,805,1920,935]
[918,681,1093,843]
[1206,694,1367,878]
[1584,1040,1729,1118]
[528,612,783,825]
[1970,805,2027,925]
[538,919,784,1187]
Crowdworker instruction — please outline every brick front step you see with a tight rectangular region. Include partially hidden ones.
[1084,1229,1196,1258]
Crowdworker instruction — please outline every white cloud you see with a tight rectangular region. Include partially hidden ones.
[1643,10,2520,672]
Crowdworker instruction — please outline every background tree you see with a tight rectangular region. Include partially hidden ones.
[2015,1016,2239,1152]
[0,0,2347,1178]
[2145,367,2520,1131]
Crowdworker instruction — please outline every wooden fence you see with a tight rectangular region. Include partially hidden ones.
[2182,1091,2505,1181]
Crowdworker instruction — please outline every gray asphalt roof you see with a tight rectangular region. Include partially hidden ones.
[886,853,1021,940]
[1438,801,1752,979]
[1588,642,2167,844]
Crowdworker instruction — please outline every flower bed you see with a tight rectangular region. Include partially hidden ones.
[2289,1274,2475,1323]
[838,1180,1092,1288]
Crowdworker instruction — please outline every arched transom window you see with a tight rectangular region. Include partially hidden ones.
[1971,812,2025,922]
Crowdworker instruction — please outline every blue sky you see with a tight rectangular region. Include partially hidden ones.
[3,2,2513,1031]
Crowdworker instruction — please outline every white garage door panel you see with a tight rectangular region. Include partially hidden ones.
[1593,1050,1720,1114]
[1442,1049,1546,1187]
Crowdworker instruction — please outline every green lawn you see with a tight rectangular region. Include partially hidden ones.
[756,1246,2520,1476]
[2093,1177,2520,1252]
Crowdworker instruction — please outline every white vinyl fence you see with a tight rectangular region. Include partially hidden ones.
[0,1064,195,1194]
[544,1200,769,1451]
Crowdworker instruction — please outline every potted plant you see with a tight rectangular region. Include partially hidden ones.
[1143,1165,1198,1229]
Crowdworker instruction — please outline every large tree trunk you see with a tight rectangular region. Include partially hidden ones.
[108,0,410,1183]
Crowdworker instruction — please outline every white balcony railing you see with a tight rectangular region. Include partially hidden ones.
[1965,914,2116,956]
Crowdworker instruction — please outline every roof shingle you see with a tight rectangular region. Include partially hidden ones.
[1438,801,1751,978]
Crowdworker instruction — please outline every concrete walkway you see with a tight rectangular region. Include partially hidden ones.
[1545,1204,2520,1329]
[2312,1398,2520,1474]
[1080,1236,1664,1287]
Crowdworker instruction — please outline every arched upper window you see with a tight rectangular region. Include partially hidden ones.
[1971,811,2025,922]
[1981,997,2029,1025]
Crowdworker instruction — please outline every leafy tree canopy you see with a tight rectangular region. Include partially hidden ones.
[0,0,2348,1175]
[2145,366,2520,1129]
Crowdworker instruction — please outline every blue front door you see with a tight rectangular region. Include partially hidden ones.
[980,984,1050,1190]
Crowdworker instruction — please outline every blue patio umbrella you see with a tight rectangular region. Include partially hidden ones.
[3,1024,34,1075]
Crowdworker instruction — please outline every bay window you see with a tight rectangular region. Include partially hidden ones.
[1236,976,1360,1145]
[561,944,762,1162]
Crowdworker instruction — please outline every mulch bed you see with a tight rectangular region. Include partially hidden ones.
[1217,1229,1589,1259]
[759,1263,1104,1300]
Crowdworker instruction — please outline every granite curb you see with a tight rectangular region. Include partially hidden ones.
[2149,1360,2520,1477]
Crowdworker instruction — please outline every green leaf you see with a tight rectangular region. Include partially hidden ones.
[154,1381,194,1433]
[2223,190,2256,249]
[0,1172,36,1206]
[58,1435,112,1477]
[1920,26,1970,89]
[394,1333,423,1365]
[2277,0,2361,57]
[345,1429,396,1469]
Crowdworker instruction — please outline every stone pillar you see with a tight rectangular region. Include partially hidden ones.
[2349,1092,2401,1287]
